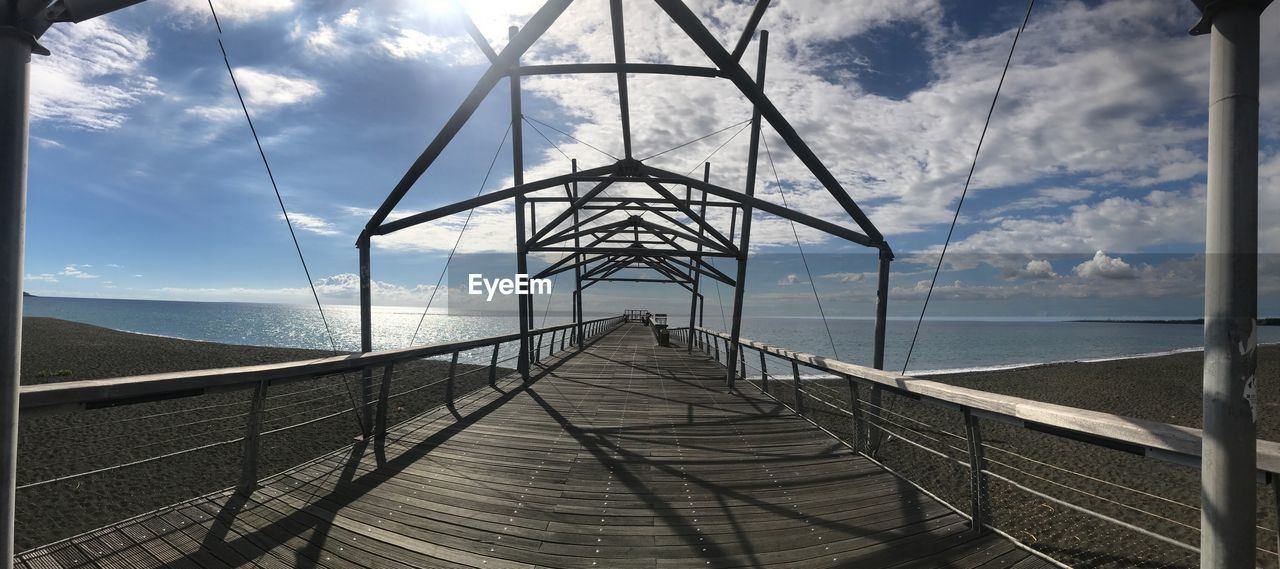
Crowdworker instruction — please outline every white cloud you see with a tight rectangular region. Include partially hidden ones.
[149,273,439,306]
[33,137,64,149]
[1003,259,1059,280]
[778,274,802,286]
[168,0,295,24]
[233,68,321,108]
[983,188,1095,217]
[943,188,1206,256]
[285,212,340,236]
[24,274,58,283]
[304,22,339,53]
[820,272,866,283]
[30,18,160,130]
[380,29,461,60]
[58,265,99,279]
[373,205,516,254]
[1023,259,1058,279]
[1074,251,1141,280]
[336,9,360,27]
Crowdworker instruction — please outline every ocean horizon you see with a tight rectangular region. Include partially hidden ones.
[22,295,1278,375]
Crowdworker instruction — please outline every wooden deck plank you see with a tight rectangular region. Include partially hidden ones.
[15,323,1042,568]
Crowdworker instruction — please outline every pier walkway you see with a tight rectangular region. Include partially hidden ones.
[16,323,1046,568]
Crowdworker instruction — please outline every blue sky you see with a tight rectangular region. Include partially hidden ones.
[18,0,1280,319]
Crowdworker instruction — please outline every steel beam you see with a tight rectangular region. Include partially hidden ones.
[724,31,767,390]
[451,0,498,63]
[609,0,633,158]
[731,0,770,62]
[531,247,736,258]
[373,165,615,235]
[528,179,617,244]
[1196,2,1266,566]
[637,167,879,249]
[366,0,572,231]
[517,63,720,78]
[641,181,736,250]
[653,0,883,243]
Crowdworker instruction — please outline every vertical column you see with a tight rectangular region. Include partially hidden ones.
[1197,3,1264,567]
[867,246,891,455]
[725,30,768,390]
[687,162,710,352]
[572,159,584,350]
[0,27,34,561]
[510,26,531,382]
[357,231,373,437]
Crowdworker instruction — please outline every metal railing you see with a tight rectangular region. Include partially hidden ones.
[14,314,625,549]
[672,326,1280,569]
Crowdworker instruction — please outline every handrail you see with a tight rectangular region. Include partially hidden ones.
[683,326,1280,474]
[20,315,625,414]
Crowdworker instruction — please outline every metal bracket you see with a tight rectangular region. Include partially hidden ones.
[1189,0,1273,35]
[0,26,49,56]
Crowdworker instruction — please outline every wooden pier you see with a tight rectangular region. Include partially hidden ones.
[16,323,1047,568]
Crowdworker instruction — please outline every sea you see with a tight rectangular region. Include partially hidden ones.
[22,296,1280,375]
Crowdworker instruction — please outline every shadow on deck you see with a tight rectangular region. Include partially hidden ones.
[17,323,1051,568]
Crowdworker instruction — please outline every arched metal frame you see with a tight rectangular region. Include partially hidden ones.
[358,0,895,390]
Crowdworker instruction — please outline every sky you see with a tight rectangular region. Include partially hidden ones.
[17,0,1280,319]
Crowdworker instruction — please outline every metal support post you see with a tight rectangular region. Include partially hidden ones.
[446,350,459,410]
[963,409,990,535]
[572,160,585,351]
[725,32,768,390]
[867,246,891,455]
[0,22,32,562]
[791,360,804,415]
[847,376,864,453]
[688,163,710,352]
[510,26,531,382]
[375,364,392,438]
[489,342,500,388]
[758,349,768,392]
[356,233,374,438]
[238,381,268,493]
[1194,3,1267,565]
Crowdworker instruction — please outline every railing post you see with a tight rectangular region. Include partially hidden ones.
[846,375,864,453]
[791,360,805,415]
[238,380,268,494]
[358,367,374,439]
[535,333,543,364]
[758,348,768,393]
[489,342,500,388]
[963,409,990,535]
[446,350,459,408]
[738,345,746,385]
[375,364,393,438]
[714,340,720,363]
